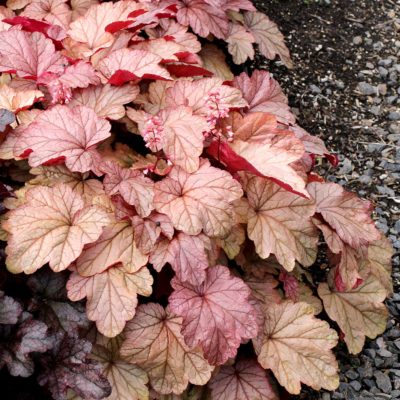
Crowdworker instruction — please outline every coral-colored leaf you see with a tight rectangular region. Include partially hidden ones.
[154,159,243,236]
[244,11,292,68]
[242,174,317,270]
[68,1,140,56]
[22,0,72,30]
[75,220,148,276]
[308,182,381,248]
[67,264,152,337]
[226,22,255,64]
[318,277,388,354]
[0,30,65,78]
[256,301,339,394]
[0,84,43,113]
[150,233,209,285]
[102,161,155,217]
[279,270,299,301]
[233,70,295,124]
[209,359,278,400]
[120,303,213,395]
[15,105,111,173]
[225,113,307,196]
[69,83,139,120]
[91,336,149,400]
[97,49,171,85]
[169,265,258,365]
[176,0,229,39]
[3,183,110,274]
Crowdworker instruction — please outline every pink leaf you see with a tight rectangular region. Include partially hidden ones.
[154,159,243,237]
[97,48,171,85]
[15,105,111,174]
[169,265,258,365]
[209,359,278,400]
[150,233,209,285]
[233,70,295,124]
[226,22,255,64]
[279,270,299,301]
[101,161,155,217]
[0,30,65,78]
[176,0,229,39]
[22,0,72,30]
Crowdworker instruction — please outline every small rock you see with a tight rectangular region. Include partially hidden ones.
[353,36,363,45]
[357,82,377,96]
[375,371,392,393]
[394,220,400,233]
[377,348,393,358]
[345,370,359,380]
[379,58,393,67]
[309,84,321,94]
[379,66,389,78]
[338,158,353,174]
[350,381,362,391]
[389,111,400,121]
[322,393,331,400]
[369,105,381,116]
[389,123,400,135]
[366,62,375,69]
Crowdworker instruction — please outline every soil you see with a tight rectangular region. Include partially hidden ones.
[252,0,400,399]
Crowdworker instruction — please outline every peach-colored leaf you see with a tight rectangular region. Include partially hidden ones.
[226,22,255,64]
[243,174,317,271]
[75,220,148,277]
[97,49,171,85]
[256,301,339,394]
[15,105,111,174]
[67,265,152,337]
[244,273,281,306]
[154,159,243,237]
[308,182,381,248]
[165,77,246,116]
[0,30,65,78]
[233,70,295,124]
[198,43,233,80]
[297,282,323,315]
[22,0,72,30]
[318,278,388,354]
[159,106,208,172]
[120,303,213,395]
[169,265,258,365]
[216,224,245,259]
[360,236,394,296]
[227,113,307,196]
[69,84,139,120]
[0,6,14,31]
[244,11,292,68]
[91,336,149,400]
[6,0,31,10]
[68,0,140,56]
[176,0,229,39]
[0,84,43,113]
[101,161,154,217]
[150,233,209,285]
[3,183,110,274]
[209,359,278,400]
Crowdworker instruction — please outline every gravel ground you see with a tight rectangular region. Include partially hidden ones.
[252,1,400,399]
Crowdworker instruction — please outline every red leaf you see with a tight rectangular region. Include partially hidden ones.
[165,64,213,77]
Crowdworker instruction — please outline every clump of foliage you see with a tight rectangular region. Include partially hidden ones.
[0,0,393,399]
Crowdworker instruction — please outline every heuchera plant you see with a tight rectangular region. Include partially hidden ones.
[0,0,394,399]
